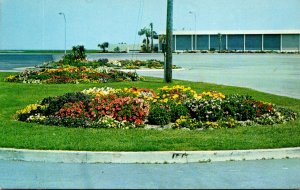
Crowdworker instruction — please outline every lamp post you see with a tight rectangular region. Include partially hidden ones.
[189,11,197,50]
[59,12,66,54]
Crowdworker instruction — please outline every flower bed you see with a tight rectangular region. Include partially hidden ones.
[38,58,181,70]
[15,85,297,130]
[5,66,140,84]
[5,45,180,84]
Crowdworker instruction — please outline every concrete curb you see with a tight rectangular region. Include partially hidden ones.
[1,147,300,164]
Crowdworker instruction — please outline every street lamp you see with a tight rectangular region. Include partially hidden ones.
[59,12,67,54]
[189,11,197,51]
[188,11,197,32]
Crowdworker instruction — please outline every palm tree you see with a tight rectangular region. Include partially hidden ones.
[150,23,154,52]
[98,42,109,52]
[138,27,151,52]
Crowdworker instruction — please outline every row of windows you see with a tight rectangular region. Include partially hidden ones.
[165,34,300,51]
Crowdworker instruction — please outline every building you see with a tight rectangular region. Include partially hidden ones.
[159,30,300,52]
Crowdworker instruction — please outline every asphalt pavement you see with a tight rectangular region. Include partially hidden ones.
[0,158,299,189]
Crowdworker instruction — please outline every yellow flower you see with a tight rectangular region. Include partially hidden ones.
[163,98,168,103]
[16,104,47,115]
[6,75,15,80]
[172,94,179,99]
[147,97,153,101]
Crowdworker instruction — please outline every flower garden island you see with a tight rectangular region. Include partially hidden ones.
[1,46,299,151]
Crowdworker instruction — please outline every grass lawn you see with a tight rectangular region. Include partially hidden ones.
[0,72,299,151]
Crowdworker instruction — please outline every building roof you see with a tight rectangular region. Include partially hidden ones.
[160,30,300,35]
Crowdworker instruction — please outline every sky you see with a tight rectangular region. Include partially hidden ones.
[0,0,300,50]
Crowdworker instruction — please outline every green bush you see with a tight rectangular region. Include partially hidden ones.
[254,106,297,125]
[222,95,257,121]
[146,60,163,69]
[61,45,87,65]
[41,92,91,115]
[169,102,190,122]
[185,97,223,122]
[173,116,204,130]
[148,103,171,125]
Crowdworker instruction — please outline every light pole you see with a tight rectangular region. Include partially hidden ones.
[59,12,66,54]
[189,11,197,50]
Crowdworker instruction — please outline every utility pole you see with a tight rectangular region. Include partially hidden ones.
[164,0,173,83]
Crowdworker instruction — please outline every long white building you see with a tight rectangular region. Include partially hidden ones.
[159,30,300,52]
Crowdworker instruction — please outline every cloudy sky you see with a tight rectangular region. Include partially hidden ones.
[0,0,300,50]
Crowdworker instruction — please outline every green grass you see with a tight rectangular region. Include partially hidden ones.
[0,72,299,151]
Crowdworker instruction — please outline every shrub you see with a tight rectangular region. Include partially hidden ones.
[276,107,297,121]
[41,92,91,115]
[217,117,239,128]
[169,102,190,122]
[157,85,198,103]
[16,104,47,121]
[26,113,47,124]
[146,60,163,69]
[60,45,87,65]
[222,95,257,121]
[114,47,120,52]
[88,95,150,124]
[98,58,109,64]
[44,116,93,128]
[185,97,223,122]
[147,103,171,125]
[254,106,297,125]
[173,116,203,130]
[9,66,142,84]
[55,101,88,119]
[62,53,78,65]
[15,85,298,130]
[121,86,156,100]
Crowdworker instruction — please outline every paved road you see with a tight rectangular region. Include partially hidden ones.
[2,53,300,99]
[0,158,299,189]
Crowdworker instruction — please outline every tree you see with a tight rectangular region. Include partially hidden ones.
[114,46,120,52]
[138,27,151,52]
[150,23,154,52]
[62,45,86,64]
[98,42,109,52]
[139,25,158,53]
[72,45,86,60]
